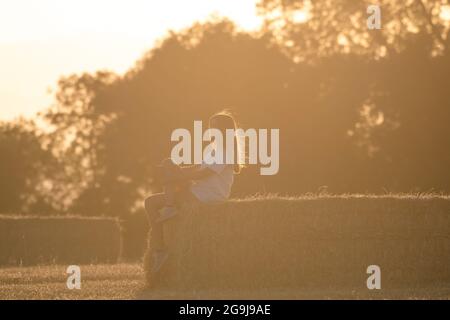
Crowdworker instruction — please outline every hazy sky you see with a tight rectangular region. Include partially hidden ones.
[0,0,261,120]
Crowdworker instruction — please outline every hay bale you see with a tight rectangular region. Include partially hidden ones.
[144,195,450,289]
[0,215,120,266]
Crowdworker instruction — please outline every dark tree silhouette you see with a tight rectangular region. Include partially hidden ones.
[0,119,57,214]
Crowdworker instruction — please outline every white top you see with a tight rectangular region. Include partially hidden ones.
[189,153,234,203]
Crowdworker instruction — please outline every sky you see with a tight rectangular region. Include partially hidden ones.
[0,0,261,120]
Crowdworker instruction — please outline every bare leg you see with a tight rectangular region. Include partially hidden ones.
[144,193,166,251]
[162,184,177,207]
[159,158,187,218]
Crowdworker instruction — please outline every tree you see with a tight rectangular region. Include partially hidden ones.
[257,0,450,61]
[0,119,56,214]
[41,72,118,215]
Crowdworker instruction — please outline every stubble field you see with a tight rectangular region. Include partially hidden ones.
[1,263,449,300]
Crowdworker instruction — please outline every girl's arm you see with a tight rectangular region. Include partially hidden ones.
[178,164,215,181]
[155,162,214,185]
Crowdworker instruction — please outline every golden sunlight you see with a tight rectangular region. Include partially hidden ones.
[0,0,261,120]
[440,5,450,21]
[291,9,310,24]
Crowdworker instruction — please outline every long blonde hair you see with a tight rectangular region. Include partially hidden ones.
[209,110,245,174]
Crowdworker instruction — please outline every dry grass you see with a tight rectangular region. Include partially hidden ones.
[0,263,448,299]
[0,264,144,300]
[144,194,450,290]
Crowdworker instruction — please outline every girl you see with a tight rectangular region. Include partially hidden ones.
[144,110,243,275]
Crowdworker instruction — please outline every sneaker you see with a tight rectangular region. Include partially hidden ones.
[151,250,169,274]
[156,206,178,223]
